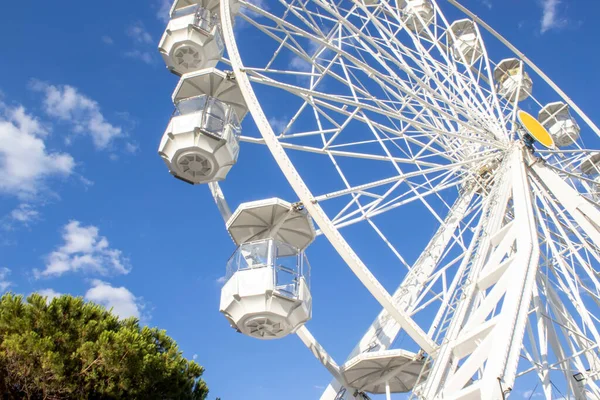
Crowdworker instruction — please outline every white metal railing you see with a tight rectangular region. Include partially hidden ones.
[224,239,311,299]
[172,5,218,33]
[174,95,241,153]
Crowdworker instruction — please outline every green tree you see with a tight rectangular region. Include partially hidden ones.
[0,293,209,400]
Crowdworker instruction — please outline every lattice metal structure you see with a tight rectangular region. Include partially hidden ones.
[157,1,600,399]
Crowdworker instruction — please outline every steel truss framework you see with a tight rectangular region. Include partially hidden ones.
[203,0,600,398]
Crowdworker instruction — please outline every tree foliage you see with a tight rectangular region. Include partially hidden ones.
[0,293,208,400]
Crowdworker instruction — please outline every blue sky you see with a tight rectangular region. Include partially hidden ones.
[1,1,599,399]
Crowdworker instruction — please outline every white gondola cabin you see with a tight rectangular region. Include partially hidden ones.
[581,152,600,176]
[398,0,434,35]
[158,68,248,185]
[449,19,483,65]
[341,350,429,395]
[159,1,228,76]
[169,0,240,18]
[494,58,533,102]
[220,199,316,339]
[581,153,600,201]
[538,102,581,147]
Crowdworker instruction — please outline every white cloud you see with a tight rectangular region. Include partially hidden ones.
[192,354,198,360]
[124,22,156,64]
[2,203,41,231]
[289,55,312,72]
[10,204,40,224]
[249,0,268,7]
[127,22,153,45]
[37,221,130,278]
[0,268,11,292]
[540,0,567,33]
[269,117,290,135]
[124,142,139,154]
[124,50,154,65]
[235,0,269,28]
[481,0,492,9]
[37,288,62,302]
[288,39,323,75]
[216,276,227,284]
[0,103,74,198]
[244,0,269,12]
[101,36,114,45]
[30,81,123,150]
[85,280,141,319]
[157,0,171,23]
[9,106,49,137]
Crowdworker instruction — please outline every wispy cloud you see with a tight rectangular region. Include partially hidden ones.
[540,0,567,33]
[30,80,124,150]
[124,22,155,64]
[269,117,291,135]
[9,204,40,225]
[156,0,171,23]
[0,102,74,198]
[85,280,142,319]
[36,221,130,278]
[3,202,43,232]
[101,36,114,45]
[36,288,62,303]
[124,49,154,65]
[288,39,325,78]
[247,0,268,9]
[125,142,139,154]
[127,21,154,45]
[0,268,11,292]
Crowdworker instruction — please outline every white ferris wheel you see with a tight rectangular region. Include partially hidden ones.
[156,0,600,399]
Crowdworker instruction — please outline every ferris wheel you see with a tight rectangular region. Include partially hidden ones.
[156,0,600,399]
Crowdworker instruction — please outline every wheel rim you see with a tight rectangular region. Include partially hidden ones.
[217,1,600,398]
